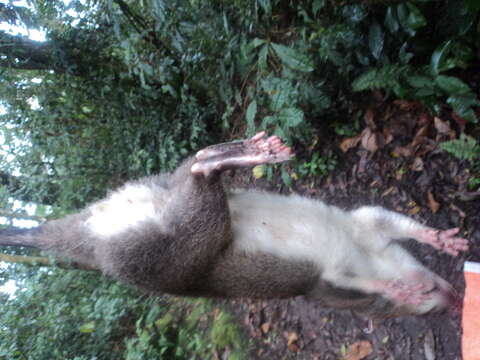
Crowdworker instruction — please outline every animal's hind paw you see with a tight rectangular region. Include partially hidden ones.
[375,279,430,307]
[417,227,469,256]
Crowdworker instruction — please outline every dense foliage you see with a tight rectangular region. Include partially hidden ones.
[0,0,478,358]
[0,0,477,208]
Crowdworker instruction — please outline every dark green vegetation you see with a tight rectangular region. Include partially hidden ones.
[0,0,479,358]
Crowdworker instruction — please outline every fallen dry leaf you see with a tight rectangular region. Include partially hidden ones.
[340,134,362,152]
[393,145,414,157]
[434,117,451,135]
[381,186,396,197]
[286,332,299,346]
[453,191,480,202]
[410,123,430,149]
[382,127,394,144]
[360,128,379,153]
[393,123,430,157]
[345,340,373,360]
[427,191,440,213]
[409,206,421,215]
[411,157,424,172]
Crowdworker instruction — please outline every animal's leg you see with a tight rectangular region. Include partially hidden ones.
[321,272,428,306]
[102,133,293,294]
[351,206,468,256]
[191,132,293,176]
[321,271,441,309]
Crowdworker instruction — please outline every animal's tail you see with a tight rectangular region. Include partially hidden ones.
[0,227,43,248]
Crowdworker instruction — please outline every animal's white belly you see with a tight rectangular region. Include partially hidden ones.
[228,191,359,265]
[85,184,162,237]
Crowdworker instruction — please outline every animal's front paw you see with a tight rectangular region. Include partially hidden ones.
[246,132,293,164]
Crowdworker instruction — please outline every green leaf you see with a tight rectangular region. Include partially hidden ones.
[261,115,276,127]
[399,42,413,64]
[258,44,269,70]
[281,167,292,187]
[397,4,415,36]
[245,100,257,134]
[447,94,479,122]
[252,38,267,48]
[271,43,314,72]
[278,108,304,127]
[384,7,399,33]
[258,0,272,16]
[368,23,384,60]
[312,0,325,16]
[441,134,480,160]
[406,3,427,29]
[79,321,96,333]
[435,75,471,95]
[430,40,453,74]
[406,75,433,88]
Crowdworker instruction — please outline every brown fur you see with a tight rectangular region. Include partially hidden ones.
[0,135,466,319]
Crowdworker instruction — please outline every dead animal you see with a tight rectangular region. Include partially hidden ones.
[0,132,468,319]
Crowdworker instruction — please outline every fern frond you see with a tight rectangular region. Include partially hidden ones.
[352,65,411,92]
[440,134,480,162]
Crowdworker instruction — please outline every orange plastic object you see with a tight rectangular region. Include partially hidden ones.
[463,261,480,360]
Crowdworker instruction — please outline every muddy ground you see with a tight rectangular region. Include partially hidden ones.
[222,103,480,360]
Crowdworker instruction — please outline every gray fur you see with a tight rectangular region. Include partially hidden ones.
[0,136,465,319]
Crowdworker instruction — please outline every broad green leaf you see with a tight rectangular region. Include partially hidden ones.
[258,44,269,70]
[261,115,276,127]
[278,108,304,127]
[245,100,257,134]
[384,7,399,33]
[415,88,435,97]
[271,43,314,72]
[447,94,479,122]
[397,4,415,36]
[406,75,433,88]
[435,75,471,95]
[312,0,325,16]
[79,321,96,333]
[252,38,267,48]
[430,40,452,74]
[281,167,292,187]
[368,23,384,59]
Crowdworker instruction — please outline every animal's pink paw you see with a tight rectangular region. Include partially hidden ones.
[417,227,469,256]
